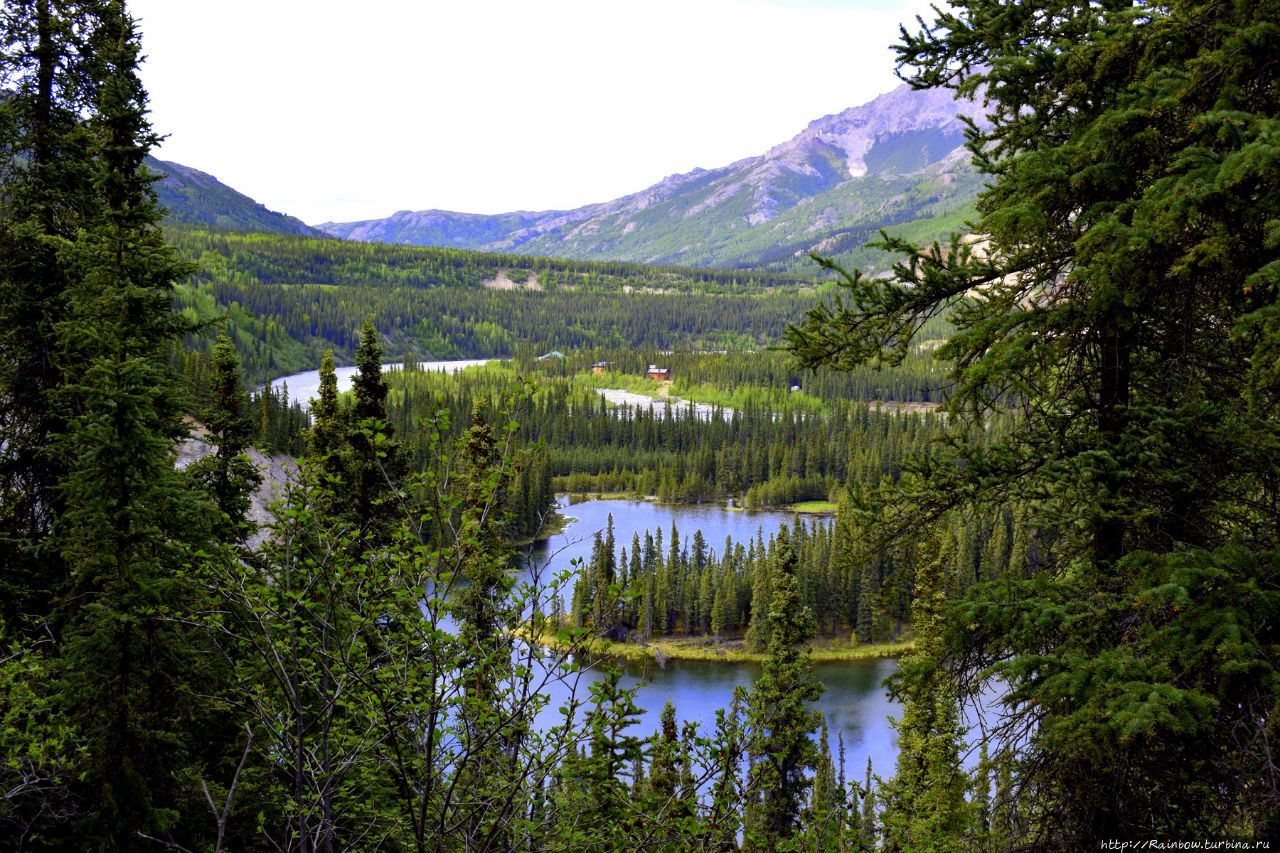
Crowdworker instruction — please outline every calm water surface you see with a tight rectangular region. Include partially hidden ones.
[521,496,800,583]
[269,359,491,409]
[272,360,722,419]
[593,387,730,421]
[521,497,900,780]
[268,359,906,777]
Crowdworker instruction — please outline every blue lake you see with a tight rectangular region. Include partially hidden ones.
[519,497,901,781]
[270,359,910,781]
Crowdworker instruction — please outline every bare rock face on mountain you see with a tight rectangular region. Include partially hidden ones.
[779,84,987,179]
[175,426,300,551]
[318,85,989,271]
[326,209,555,247]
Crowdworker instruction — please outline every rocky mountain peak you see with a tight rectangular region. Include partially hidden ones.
[766,84,988,178]
[158,83,987,272]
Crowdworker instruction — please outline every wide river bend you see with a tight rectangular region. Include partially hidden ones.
[271,361,904,779]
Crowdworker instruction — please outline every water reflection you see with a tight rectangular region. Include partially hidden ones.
[519,496,900,780]
[261,363,931,781]
[520,496,800,587]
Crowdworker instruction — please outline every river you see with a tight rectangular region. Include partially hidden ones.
[269,361,904,779]
[592,387,730,421]
[270,359,729,420]
[267,358,491,409]
[520,496,900,781]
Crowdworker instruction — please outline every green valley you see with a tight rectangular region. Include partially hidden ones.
[3,0,1276,849]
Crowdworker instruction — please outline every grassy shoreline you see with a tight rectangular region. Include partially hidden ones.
[559,492,838,516]
[788,500,838,514]
[526,628,912,664]
[507,510,571,548]
[561,491,644,502]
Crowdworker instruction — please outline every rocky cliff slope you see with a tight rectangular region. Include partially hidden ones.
[319,85,987,271]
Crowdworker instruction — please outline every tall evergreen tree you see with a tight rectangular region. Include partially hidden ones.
[786,0,1280,841]
[347,315,404,544]
[744,528,822,850]
[878,528,969,851]
[743,543,772,652]
[447,405,527,848]
[186,333,261,542]
[306,349,344,467]
[453,404,515,692]
[858,757,877,849]
[645,700,680,806]
[49,4,208,845]
[808,715,841,850]
[0,0,104,630]
[351,316,386,421]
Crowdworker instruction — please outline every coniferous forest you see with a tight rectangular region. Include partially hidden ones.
[2,0,1278,850]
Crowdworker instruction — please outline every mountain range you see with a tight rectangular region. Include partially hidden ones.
[317,85,987,272]
[152,84,987,273]
[147,156,322,237]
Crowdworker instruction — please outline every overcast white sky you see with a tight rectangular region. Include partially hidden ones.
[130,0,933,224]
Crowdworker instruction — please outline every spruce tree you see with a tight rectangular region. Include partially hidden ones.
[0,0,104,631]
[744,528,822,850]
[972,742,991,840]
[808,715,841,850]
[453,403,515,693]
[552,668,645,849]
[859,758,876,849]
[347,316,404,544]
[646,700,680,805]
[878,528,969,851]
[255,374,273,448]
[186,333,261,542]
[449,405,526,848]
[787,0,1280,841]
[853,560,877,644]
[351,315,388,426]
[989,752,1016,849]
[50,4,208,844]
[306,349,344,464]
[743,541,772,652]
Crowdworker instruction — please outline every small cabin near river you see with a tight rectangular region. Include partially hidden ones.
[646,365,671,381]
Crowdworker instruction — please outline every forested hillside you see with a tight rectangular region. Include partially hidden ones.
[148,158,322,236]
[170,227,816,293]
[2,0,1277,849]
[168,227,830,382]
